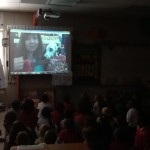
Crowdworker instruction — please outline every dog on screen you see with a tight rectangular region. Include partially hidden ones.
[44,42,59,59]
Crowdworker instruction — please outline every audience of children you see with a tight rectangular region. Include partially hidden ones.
[3,91,150,150]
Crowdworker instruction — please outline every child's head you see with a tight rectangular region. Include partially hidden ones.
[39,124,50,137]
[11,99,20,110]
[21,98,34,113]
[41,106,52,119]
[44,130,57,144]
[64,118,75,130]
[16,131,30,145]
[41,94,49,102]
[82,126,102,150]
[102,107,112,117]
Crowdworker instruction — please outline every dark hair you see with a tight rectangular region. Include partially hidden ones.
[8,121,27,148]
[16,131,30,145]
[21,98,34,114]
[63,94,71,103]
[64,109,74,118]
[17,33,44,60]
[41,94,49,102]
[11,99,20,110]
[41,106,52,118]
[55,102,64,113]
[82,126,102,150]
[44,130,57,144]
[41,107,55,130]
[64,118,75,130]
[39,124,50,137]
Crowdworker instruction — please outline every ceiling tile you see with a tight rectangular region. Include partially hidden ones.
[47,0,80,6]
[7,0,19,2]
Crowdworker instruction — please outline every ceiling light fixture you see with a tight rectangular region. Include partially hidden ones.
[43,12,60,19]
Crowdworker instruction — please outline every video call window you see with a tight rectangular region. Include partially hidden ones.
[9,29,72,75]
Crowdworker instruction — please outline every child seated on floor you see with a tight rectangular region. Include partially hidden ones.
[10,131,30,150]
[56,118,82,144]
[44,130,57,144]
[34,124,50,145]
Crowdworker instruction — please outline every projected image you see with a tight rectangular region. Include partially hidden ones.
[9,29,71,75]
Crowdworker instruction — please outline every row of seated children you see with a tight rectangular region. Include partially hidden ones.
[3,92,150,150]
[3,94,82,150]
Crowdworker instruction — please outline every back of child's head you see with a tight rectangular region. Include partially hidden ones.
[82,126,102,150]
[10,120,26,136]
[39,124,50,137]
[63,94,71,103]
[64,109,74,118]
[64,118,75,130]
[102,107,112,117]
[16,131,30,145]
[44,130,57,144]
[11,99,20,110]
[21,98,34,113]
[41,106,52,119]
[55,102,64,113]
[41,94,49,102]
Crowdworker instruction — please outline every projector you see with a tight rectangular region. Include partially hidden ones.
[36,8,60,20]
[44,12,60,19]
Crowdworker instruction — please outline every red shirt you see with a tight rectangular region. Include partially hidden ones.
[134,126,150,150]
[74,113,91,128]
[19,110,37,129]
[51,110,63,128]
[110,140,129,150]
[58,129,80,143]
